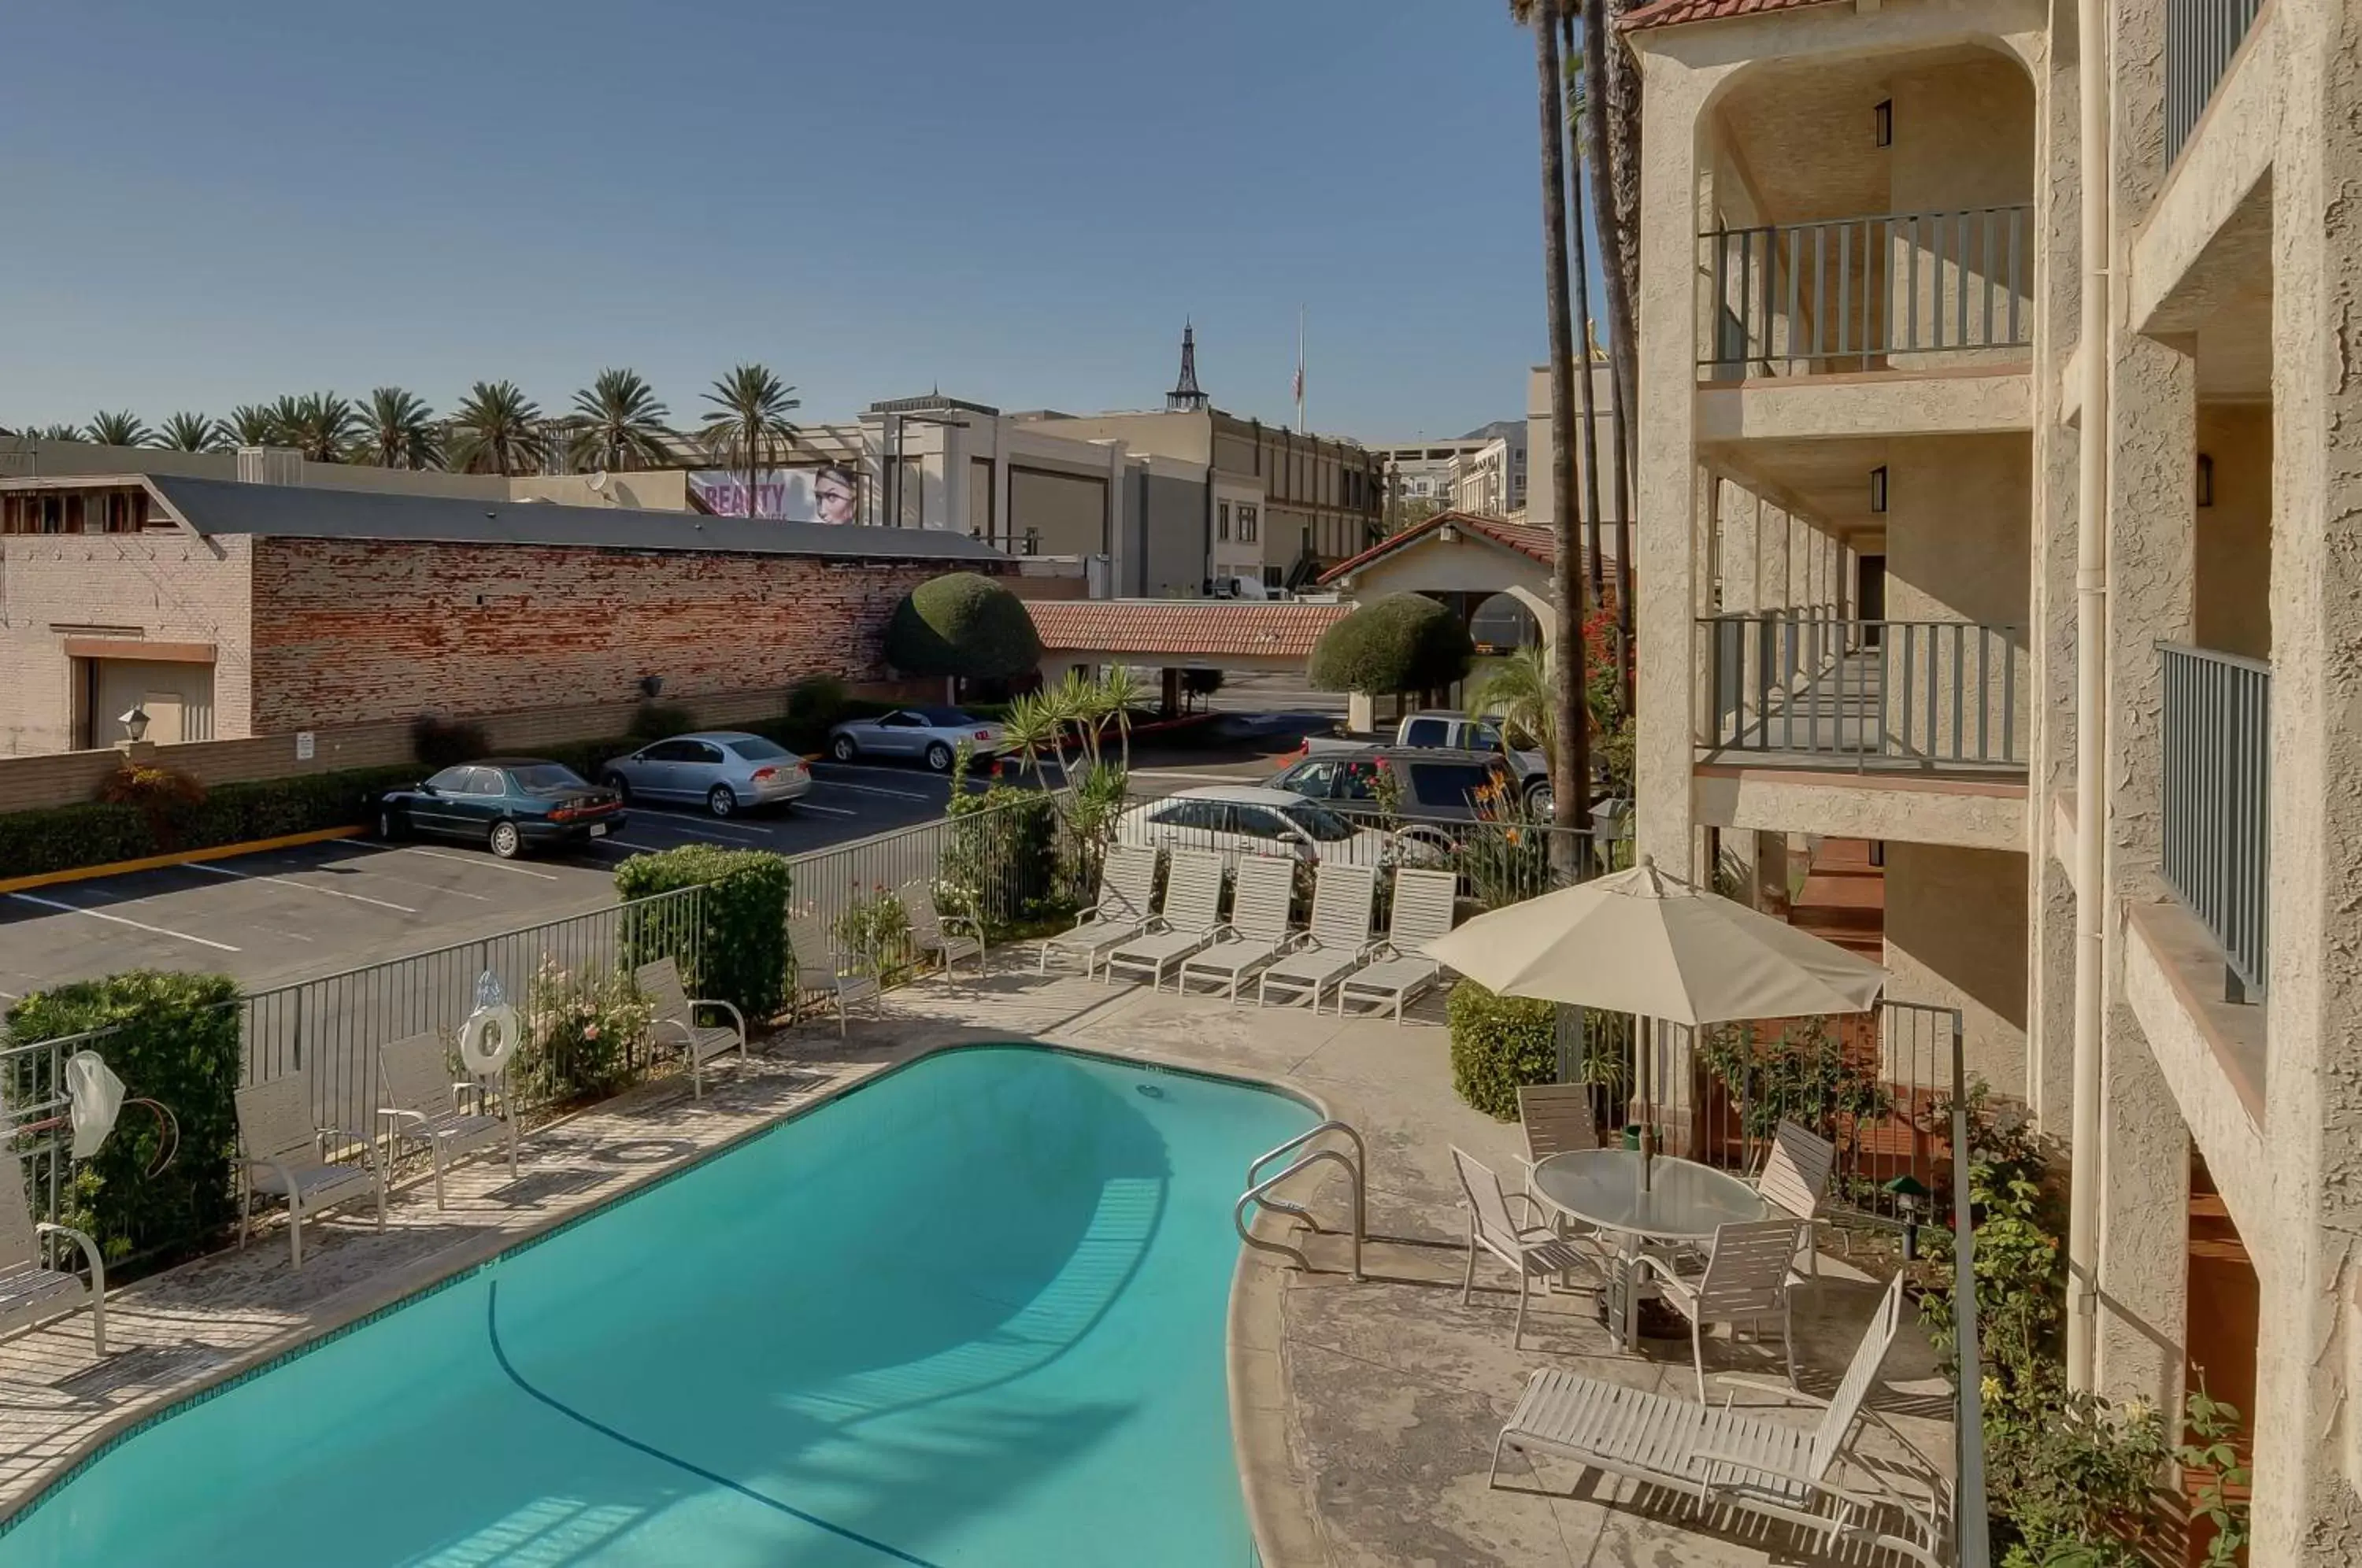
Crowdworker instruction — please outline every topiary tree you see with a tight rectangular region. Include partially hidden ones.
[884,572,1042,682]
[1308,593,1474,699]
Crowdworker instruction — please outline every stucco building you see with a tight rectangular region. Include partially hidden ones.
[1622,0,2356,1551]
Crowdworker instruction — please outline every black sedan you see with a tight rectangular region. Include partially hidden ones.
[376,760,626,859]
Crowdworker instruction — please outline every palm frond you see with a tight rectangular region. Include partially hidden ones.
[568,368,672,472]
[447,380,550,476]
[154,412,225,452]
[84,410,152,448]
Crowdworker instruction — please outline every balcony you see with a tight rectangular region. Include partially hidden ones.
[2160,643,2270,997]
[1699,614,2026,772]
[1699,205,2034,380]
[2167,0,2266,164]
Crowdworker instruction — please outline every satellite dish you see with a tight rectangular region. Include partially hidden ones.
[587,470,609,494]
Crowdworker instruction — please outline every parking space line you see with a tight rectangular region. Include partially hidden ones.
[186,862,419,913]
[811,764,953,786]
[791,801,859,817]
[805,777,934,801]
[385,846,562,882]
[6,893,242,952]
[635,818,771,843]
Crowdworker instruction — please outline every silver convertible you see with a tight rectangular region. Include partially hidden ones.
[827,707,1008,772]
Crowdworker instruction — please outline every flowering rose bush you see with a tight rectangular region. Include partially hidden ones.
[513,957,652,1107]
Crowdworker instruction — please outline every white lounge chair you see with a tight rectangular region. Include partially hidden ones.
[1257,863,1377,1011]
[789,913,881,1037]
[1756,1119,1838,1280]
[1633,1217,1807,1401]
[635,957,746,1100]
[899,881,986,983]
[1453,1148,1601,1349]
[1489,1274,1944,1567]
[1338,867,1460,1023]
[1037,844,1159,977]
[1104,849,1226,989]
[235,1070,384,1270]
[1177,854,1297,1001]
[0,1162,104,1354]
[376,1031,516,1209]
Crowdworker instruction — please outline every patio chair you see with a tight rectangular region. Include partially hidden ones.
[1257,863,1377,1011]
[1755,1119,1838,1280]
[1176,854,1297,1002]
[235,1070,384,1270]
[898,881,987,983]
[1489,1274,1944,1568]
[788,913,882,1037]
[1452,1147,1601,1349]
[1103,849,1226,989]
[1036,844,1159,977]
[1516,1082,1600,1167]
[1337,867,1460,1023]
[0,1160,104,1354]
[1632,1217,1809,1402]
[376,1031,516,1209]
[634,957,746,1100]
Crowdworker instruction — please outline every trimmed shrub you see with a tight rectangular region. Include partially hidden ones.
[1446,979,1558,1119]
[884,572,1042,681]
[2,971,244,1267]
[411,714,489,769]
[0,764,424,882]
[614,845,793,1020]
[785,675,850,730]
[625,702,697,743]
[1309,593,1474,697]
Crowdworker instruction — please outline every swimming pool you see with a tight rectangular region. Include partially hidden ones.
[0,1045,1313,1566]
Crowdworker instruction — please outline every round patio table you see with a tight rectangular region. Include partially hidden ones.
[1530,1148,1770,1347]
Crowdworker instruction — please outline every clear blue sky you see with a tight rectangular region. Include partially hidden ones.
[0,1,1582,444]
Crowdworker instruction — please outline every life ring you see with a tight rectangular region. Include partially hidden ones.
[457,1004,520,1074]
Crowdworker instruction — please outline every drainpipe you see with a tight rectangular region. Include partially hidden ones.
[2065,0,2112,1395]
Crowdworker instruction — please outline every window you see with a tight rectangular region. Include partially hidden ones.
[879,712,920,727]
[1217,501,1230,541]
[1238,505,1258,543]
[1149,798,1229,833]
[1276,801,1356,842]
[727,737,793,760]
[1277,760,1338,798]
[643,739,702,762]
[1403,717,1450,748]
[1021,527,1041,556]
[1405,761,1501,811]
[508,764,590,792]
[686,742,725,764]
[1232,805,1293,841]
[1262,564,1283,589]
[425,767,474,792]
[464,767,509,796]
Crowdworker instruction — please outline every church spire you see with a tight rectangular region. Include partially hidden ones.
[1167,319,1209,412]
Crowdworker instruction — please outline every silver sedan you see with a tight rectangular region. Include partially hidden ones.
[827,707,1008,771]
[602,731,813,817]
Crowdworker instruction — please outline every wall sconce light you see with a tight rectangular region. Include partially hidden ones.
[117,704,150,745]
[1869,465,1889,514]
[1874,99,1894,148]
[2197,453,2215,508]
[638,675,665,700]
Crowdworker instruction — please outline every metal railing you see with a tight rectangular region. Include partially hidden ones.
[240,886,707,1141]
[782,791,1083,945]
[0,1027,97,1241]
[1701,614,2026,768]
[2168,0,2266,163]
[1235,1119,1366,1281]
[1700,205,2034,377]
[2160,643,2271,997]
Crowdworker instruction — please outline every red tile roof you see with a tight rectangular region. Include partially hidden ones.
[1619,0,1844,32]
[1025,599,1354,660]
[1316,509,1560,586]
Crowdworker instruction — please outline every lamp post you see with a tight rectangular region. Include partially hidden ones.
[117,704,150,749]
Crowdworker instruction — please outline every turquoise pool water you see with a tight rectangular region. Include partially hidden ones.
[0,1045,1312,1567]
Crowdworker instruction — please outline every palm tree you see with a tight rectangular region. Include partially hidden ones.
[1563,32,1609,613]
[26,423,84,442]
[569,369,672,472]
[154,412,224,452]
[225,404,282,447]
[700,364,800,516]
[448,380,550,476]
[1469,645,1559,759]
[265,392,358,462]
[84,410,151,448]
[1098,665,1147,770]
[357,387,442,469]
[999,691,1063,790]
[1510,0,1593,845]
[1579,0,1639,708]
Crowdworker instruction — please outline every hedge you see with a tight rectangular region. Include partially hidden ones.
[0,764,421,882]
[1446,979,1560,1119]
[1309,592,1474,697]
[2,971,244,1267]
[614,845,793,1020]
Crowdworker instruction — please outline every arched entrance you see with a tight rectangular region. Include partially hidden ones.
[1468,590,1542,654]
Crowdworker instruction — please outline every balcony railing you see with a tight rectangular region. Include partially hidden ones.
[1699,205,2034,377]
[2167,0,2265,164]
[1700,614,2026,769]
[2160,643,2270,997]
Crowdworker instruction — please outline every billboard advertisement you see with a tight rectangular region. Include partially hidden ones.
[690,464,860,524]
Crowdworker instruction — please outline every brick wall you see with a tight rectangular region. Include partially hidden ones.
[248,538,976,733]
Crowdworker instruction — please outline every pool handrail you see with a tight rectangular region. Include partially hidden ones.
[1235,1119,1366,1281]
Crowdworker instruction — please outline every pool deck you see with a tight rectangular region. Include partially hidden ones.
[0,967,1955,1564]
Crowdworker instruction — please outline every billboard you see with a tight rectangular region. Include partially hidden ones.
[690,464,860,524]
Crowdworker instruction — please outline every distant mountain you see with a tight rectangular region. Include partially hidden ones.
[1457,419,1523,442]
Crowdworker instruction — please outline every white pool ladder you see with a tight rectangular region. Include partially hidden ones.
[1233,1119,1366,1281]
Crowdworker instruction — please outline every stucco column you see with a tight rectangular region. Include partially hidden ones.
[2249,0,2362,1550]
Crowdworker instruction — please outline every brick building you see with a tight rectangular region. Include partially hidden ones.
[0,474,1006,755]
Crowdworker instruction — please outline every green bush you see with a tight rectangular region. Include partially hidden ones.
[941,787,1062,931]
[884,572,1042,681]
[1446,980,1559,1119]
[785,675,850,730]
[0,764,422,881]
[411,714,489,769]
[614,845,793,1020]
[1309,593,1474,697]
[2,971,243,1267]
[625,702,697,743]
[0,801,150,878]
[513,957,651,1107]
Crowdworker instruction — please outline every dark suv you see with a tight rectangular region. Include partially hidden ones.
[1268,748,1516,823]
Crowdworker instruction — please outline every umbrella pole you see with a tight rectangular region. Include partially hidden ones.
[1638,1016,1654,1192]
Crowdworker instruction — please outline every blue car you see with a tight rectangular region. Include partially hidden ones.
[376,759,626,859]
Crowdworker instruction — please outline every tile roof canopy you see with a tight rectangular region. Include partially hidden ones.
[1618,0,1845,32]
[1317,509,1556,586]
[141,474,1007,563]
[1025,599,1354,660]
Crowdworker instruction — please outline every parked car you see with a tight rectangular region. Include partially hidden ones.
[1114,785,1401,869]
[1268,748,1517,826]
[602,731,812,817]
[827,707,1008,771]
[376,760,624,859]
[1300,709,1552,808]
